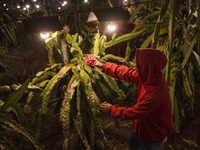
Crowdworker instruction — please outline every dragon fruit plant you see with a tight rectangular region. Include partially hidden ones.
[22,27,145,149]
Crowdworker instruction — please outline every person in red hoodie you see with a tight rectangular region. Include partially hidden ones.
[94,48,173,150]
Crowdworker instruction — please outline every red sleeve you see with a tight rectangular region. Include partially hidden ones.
[109,89,159,120]
[102,62,139,83]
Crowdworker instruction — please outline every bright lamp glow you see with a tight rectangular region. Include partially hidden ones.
[3,4,6,6]
[107,24,117,32]
[84,0,88,2]
[62,1,67,6]
[23,7,26,10]
[26,5,30,9]
[35,5,40,8]
[40,32,50,39]
[17,5,20,9]
[33,0,37,2]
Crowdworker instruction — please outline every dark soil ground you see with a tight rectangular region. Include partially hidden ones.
[6,42,200,150]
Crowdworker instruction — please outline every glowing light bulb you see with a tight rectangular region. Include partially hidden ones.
[33,0,37,2]
[40,32,50,39]
[62,1,67,6]
[6,8,9,10]
[17,5,21,9]
[35,5,40,8]
[84,0,88,2]
[107,24,117,32]
[58,7,61,10]
[26,4,30,9]
[23,7,26,10]
[3,4,6,6]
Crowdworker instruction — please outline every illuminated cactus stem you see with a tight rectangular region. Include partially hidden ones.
[41,65,71,114]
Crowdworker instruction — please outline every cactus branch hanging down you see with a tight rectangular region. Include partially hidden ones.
[61,25,70,65]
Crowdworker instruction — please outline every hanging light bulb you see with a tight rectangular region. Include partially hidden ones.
[17,5,21,9]
[107,23,117,32]
[62,1,67,6]
[84,0,88,3]
[35,4,40,8]
[26,4,30,9]
[40,32,50,39]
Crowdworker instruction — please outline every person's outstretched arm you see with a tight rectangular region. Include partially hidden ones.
[95,59,139,83]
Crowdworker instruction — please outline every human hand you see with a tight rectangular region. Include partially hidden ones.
[94,59,103,68]
[100,102,112,113]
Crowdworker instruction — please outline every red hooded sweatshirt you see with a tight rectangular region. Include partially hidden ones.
[102,48,173,143]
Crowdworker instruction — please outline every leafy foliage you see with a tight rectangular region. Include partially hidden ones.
[24,30,139,149]
[1,0,200,149]
[128,0,200,133]
[0,4,28,46]
[0,79,42,150]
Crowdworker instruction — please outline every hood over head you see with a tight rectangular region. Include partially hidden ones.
[135,48,167,85]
